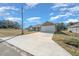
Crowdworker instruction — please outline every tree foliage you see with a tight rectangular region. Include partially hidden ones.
[55,23,67,32]
[0,20,20,29]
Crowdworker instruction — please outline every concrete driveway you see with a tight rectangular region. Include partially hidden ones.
[0,42,22,56]
[1,32,71,56]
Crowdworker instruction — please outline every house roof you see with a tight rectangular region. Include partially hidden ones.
[68,22,79,28]
[68,22,79,26]
[33,24,41,27]
[42,21,54,26]
[31,22,55,28]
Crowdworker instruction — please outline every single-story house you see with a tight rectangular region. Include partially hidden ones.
[68,22,79,33]
[31,24,41,31]
[40,22,56,33]
[28,21,56,33]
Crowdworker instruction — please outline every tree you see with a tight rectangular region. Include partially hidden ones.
[0,20,20,29]
[55,23,67,32]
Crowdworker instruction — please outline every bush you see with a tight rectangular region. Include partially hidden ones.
[69,30,72,33]
[64,38,79,48]
[55,23,67,32]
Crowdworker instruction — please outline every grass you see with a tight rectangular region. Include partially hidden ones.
[64,38,79,48]
[0,29,33,37]
[53,30,79,56]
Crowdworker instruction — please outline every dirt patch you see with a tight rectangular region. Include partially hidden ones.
[0,29,33,37]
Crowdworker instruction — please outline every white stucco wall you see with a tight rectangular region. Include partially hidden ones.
[40,25,56,33]
[68,23,79,33]
[68,27,79,33]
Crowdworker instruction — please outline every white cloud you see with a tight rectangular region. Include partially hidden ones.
[52,3,68,8]
[27,17,41,21]
[26,17,41,24]
[59,7,68,11]
[5,17,21,22]
[0,12,10,16]
[65,19,79,23]
[51,4,79,16]
[69,6,79,12]
[0,6,19,12]
[64,12,72,16]
[25,3,39,9]
[26,3,38,7]
[59,6,79,12]
[49,13,54,16]
[0,6,19,19]
[50,12,72,21]
[50,16,60,21]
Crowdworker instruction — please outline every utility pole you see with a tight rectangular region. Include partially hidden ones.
[21,4,24,35]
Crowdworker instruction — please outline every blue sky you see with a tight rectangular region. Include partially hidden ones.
[0,3,79,28]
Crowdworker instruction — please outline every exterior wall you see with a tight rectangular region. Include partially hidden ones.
[33,27,40,31]
[68,23,79,33]
[68,27,76,32]
[77,27,79,33]
[68,27,79,33]
[40,25,56,33]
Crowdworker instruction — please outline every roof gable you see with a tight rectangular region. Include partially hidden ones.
[68,22,79,26]
[42,21,54,26]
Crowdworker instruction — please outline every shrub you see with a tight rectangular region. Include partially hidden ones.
[69,30,72,33]
[64,38,79,48]
[55,23,67,32]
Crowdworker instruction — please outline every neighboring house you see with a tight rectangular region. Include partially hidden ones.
[28,24,41,31]
[68,22,79,33]
[28,22,56,33]
[27,26,33,31]
[32,24,41,31]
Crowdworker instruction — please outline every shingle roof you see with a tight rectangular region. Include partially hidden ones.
[42,21,54,26]
[68,22,79,28]
[33,24,41,27]
[69,22,79,26]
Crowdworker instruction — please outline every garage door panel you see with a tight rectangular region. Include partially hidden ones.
[41,26,55,33]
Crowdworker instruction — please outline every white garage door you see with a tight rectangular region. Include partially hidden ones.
[40,26,55,33]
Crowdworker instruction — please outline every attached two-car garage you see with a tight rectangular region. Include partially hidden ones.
[41,26,55,33]
[40,22,56,33]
